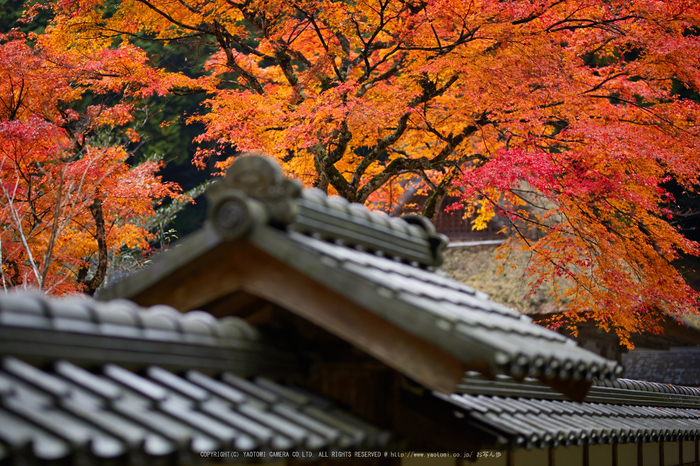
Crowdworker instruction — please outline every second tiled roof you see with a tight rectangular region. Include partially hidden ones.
[251,226,621,384]
[0,357,394,464]
[0,293,296,375]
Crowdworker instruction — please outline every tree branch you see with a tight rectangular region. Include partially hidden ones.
[350,73,460,190]
[80,197,108,295]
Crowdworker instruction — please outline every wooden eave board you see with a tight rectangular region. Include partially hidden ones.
[96,227,224,304]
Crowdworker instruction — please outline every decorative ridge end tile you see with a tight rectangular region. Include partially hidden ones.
[206,154,303,240]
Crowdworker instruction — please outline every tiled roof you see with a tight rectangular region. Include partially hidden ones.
[3,292,700,460]
[292,187,447,269]
[458,372,700,407]
[439,372,700,449]
[0,357,394,464]
[99,155,622,396]
[255,227,619,383]
[442,391,700,449]
[0,294,396,464]
[0,293,296,376]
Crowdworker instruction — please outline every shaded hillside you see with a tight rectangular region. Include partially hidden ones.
[442,244,567,315]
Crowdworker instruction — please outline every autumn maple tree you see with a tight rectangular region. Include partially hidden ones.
[6,0,700,341]
[0,31,193,294]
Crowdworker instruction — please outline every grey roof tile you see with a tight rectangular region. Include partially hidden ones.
[159,399,249,449]
[459,372,700,410]
[138,312,180,332]
[3,356,72,398]
[237,402,324,449]
[46,298,94,321]
[185,370,247,405]
[146,366,211,402]
[442,378,700,449]
[104,364,170,402]
[113,399,219,451]
[0,309,52,329]
[262,230,619,385]
[295,192,439,261]
[295,233,473,296]
[59,397,176,455]
[0,294,46,315]
[300,406,366,447]
[93,301,139,327]
[55,361,123,401]
[0,372,53,407]
[53,317,100,334]
[0,408,71,460]
[448,394,491,414]
[4,396,127,458]
[200,400,293,450]
[0,357,394,463]
[272,403,347,446]
[0,293,297,376]
[180,311,218,336]
[254,377,310,406]
[221,372,279,404]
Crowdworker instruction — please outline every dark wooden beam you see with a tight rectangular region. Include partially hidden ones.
[199,290,271,319]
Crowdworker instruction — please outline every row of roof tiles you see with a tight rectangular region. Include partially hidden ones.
[0,293,258,342]
[0,293,296,375]
[298,188,433,244]
[0,356,394,464]
[3,290,700,458]
[292,189,446,268]
[260,228,622,383]
[597,379,700,398]
[443,390,700,450]
[459,372,700,408]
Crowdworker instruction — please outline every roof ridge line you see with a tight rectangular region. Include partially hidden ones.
[206,154,448,268]
[0,292,297,374]
[458,372,700,406]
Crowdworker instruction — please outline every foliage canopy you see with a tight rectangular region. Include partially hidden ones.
[4,0,700,342]
[0,32,186,293]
